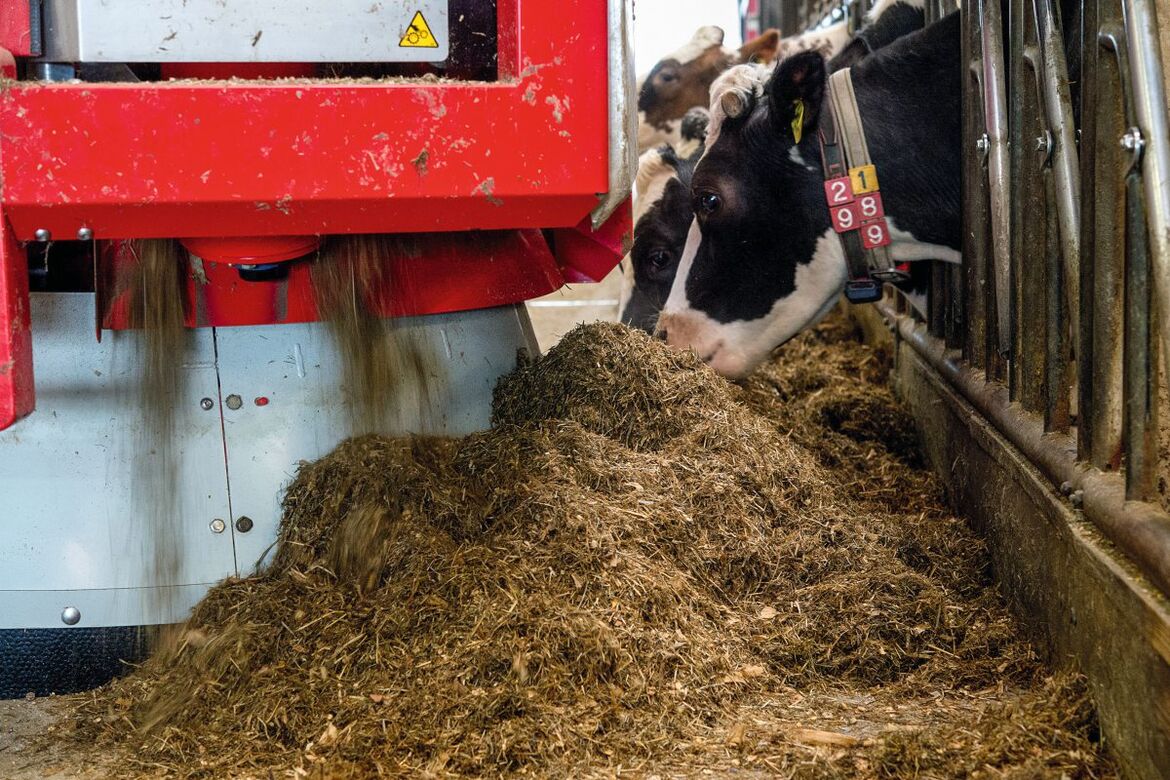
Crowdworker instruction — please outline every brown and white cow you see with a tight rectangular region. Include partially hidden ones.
[657,12,961,379]
[636,0,922,152]
[637,26,782,152]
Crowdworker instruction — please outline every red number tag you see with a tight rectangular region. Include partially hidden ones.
[860,219,892,249]
[824,176,854,206]
[856,193,884,221]
[830,202,860,233]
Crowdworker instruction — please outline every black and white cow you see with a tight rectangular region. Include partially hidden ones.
[622,0,931,334]
[657,12,961,378]
[619,115,708,332]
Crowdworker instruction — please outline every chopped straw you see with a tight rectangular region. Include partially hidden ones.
[70,312,1115,778]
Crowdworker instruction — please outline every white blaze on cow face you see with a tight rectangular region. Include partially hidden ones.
[659,225,849,379]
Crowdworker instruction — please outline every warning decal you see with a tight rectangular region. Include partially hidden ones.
[399,11,439,48]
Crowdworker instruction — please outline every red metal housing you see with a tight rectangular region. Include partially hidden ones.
[0,0,631,429]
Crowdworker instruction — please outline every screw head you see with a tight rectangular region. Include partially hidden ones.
[61,606,81,626]
[975,133,989,156]
[77,227,93,241]
[235,516,254,533]
[34,229,51,242]
[200,397,215,411]
[225,394,243,411]
[210,518,226,534]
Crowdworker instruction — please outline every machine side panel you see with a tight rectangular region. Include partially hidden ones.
[0,294,236,627]
[0,215,34,428]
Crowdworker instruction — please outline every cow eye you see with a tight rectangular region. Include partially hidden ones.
[659,71,677,83]
[696,192,722,217]
[648,249,672,271]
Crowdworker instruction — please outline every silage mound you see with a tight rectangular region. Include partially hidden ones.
[75,317,1113,778]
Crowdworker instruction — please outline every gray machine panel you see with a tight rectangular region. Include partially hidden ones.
[216,306,537,575]
[0,294,535,629]
[39,0,450,63]
[0,293,235,628]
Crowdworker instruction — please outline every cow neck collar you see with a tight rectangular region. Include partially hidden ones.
[814,66,910,304]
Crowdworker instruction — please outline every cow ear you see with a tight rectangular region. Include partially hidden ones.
[737,29,781,64]
[767,51,826,144]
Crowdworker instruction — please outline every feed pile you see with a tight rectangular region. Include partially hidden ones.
[73,314,1114,778]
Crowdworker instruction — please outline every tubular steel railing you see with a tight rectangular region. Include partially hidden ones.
[930,0,1170,596]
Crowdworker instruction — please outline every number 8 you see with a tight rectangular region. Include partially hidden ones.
[860,196,877,217]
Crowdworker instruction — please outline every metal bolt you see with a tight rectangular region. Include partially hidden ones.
[235,516,254,533]
[210,518,226,534]
[76,227,93,241]
[1070,489,1084,508]
[1035,131,1053,164]
[61,606,81,626]
[34,229,51,242]
[225,394,243,410]
[200,397,214,411]
[1120,128,1145,168]
[975,133,990,158]
[1059,481,1073,496]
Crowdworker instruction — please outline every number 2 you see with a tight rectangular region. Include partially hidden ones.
[823,176,854,205]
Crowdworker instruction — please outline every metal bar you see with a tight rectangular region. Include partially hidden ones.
[1078,0,1099,462]
[1090,29,1131,471]
[961,46,991,370]
[979,0,1014,357]
[1122,0,1170,383]
[590,0,636,229]
[1044,165,1072,432]
[880,300,1170,600]
[1034,0,1082,346]
[1124,168,1156,499]
[1014,39,1049,413]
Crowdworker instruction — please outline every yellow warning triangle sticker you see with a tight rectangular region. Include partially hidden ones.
[399,11,439,48]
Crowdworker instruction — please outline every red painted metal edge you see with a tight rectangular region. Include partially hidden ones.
[552,198,632,283]
[0,0,32,58]
[0,212,34,428]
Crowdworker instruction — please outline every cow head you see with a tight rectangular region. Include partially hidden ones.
[657,52,845,379]
[638,26,782,152]
[619,112,707,332]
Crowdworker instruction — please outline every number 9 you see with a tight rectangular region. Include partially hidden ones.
[866,224,883,242]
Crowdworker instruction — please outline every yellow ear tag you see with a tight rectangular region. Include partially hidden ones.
[791,99,805,144]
